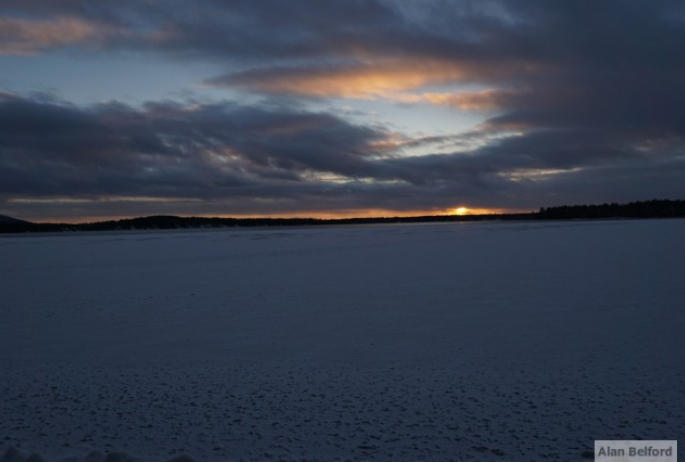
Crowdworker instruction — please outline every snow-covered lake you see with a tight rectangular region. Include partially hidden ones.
[1,219,683,461]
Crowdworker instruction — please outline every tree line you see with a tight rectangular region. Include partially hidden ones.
[537,199,685,220]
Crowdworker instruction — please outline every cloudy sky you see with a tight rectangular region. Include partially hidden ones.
[1,1,684,221]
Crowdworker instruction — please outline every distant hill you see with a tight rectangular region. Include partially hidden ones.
[0,212,528,234]
[0,214,30,225]
[1,199,684,234]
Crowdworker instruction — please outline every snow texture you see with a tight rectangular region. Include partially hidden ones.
[1,220,684,461]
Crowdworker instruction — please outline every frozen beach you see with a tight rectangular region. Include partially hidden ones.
[1,219,683,461]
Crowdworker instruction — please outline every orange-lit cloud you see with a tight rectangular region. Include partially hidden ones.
[211,58,548,115]
[419,89,515,111]
[220,59,465,99]
[0,16,97,55]
[211,58,536,101]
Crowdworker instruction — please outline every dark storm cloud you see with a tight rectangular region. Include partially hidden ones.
[3,1,684,68]
[0,93,390,199]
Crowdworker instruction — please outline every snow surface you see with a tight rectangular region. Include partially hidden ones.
[1,219,683,461]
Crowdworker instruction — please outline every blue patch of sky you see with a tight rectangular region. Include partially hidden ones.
[0,51,228,106]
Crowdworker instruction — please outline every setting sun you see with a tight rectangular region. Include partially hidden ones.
[454,207,469,215]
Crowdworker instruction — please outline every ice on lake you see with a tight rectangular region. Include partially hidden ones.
[1,219,683,461]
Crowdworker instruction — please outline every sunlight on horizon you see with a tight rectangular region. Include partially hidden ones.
[21,206,518,224]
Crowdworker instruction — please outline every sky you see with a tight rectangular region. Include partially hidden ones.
[1,1,684,222]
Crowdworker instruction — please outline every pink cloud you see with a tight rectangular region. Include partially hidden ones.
[0,16,97,54]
